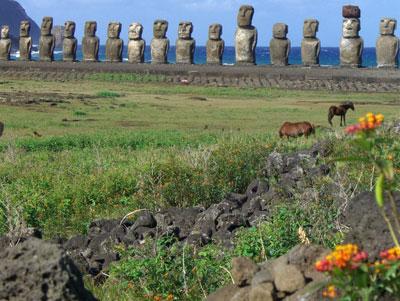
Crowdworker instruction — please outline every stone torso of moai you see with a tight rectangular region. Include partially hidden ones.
[151,20,169,64]
[19,21,32,61]
[270,23,290,66]
[0,26,12,61]
[63,21,77,62]
[39,17,55,62]
[301,19,320,66]
[235,5,257,65]
[340,5,363,67]
[127,22,145,63]
[206,24,224,65]
[175,21,195,64]
[376,18,399,68]
[106,22,123,62]
[82,21,99,62]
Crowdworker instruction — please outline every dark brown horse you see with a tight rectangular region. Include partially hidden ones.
[0,121,3,137]
[328,102,355,126]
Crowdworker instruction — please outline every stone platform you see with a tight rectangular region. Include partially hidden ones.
[1,60,400,92]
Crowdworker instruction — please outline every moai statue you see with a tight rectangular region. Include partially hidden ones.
[206,24,224,65]
[235,5,257,65]
[151,20,169,64]
[301,19,320,66]
[62,21,77,62]
[82,21,99,62]
[19,21,32,61]
[340,5,363,67]
[0,26,12,61]
[106,22,123,62]
[270,23,290,66]
[127,22,145,63]
[39,17,55,62]
[376,18,398,68]
[175,21,195,64]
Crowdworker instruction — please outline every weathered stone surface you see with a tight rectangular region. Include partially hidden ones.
[340,18,363,67]
[106,22,123,62]
[273,263,306,293]
[232,286,252,301]
[270,23,290,66]
[175,21,195,64]
[132,211,157,230]
[19,21,32,61]
[376,18,398,68]
[39,17,55,62]
[343,191,400,261]
[249,282,275,301]
[127,22,145,63]
[301,19,320,66]
[235,5,257,65]
[342,4,361,18]
[206,24,224,65]
[82,21,99,62]
[63,21,77,62]
[151,20,169,64]
[232,257,260,287]
[0,238,96,301]
[205,283,242,301]
[251,269,274,286]
[0,26,11,61]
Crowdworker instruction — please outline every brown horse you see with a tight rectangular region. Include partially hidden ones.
[0,121,3,137]
[279,121,317,138]
[328,102,355,126]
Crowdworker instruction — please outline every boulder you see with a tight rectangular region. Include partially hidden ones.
[0,237,96,300]
[232,257,260,287]
[343,191,400,260]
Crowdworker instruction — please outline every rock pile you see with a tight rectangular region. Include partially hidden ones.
[63,140,332,275]
[206,244,330,301]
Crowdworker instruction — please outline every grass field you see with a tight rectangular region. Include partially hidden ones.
[0,76,400,141]
[0,75,399,300]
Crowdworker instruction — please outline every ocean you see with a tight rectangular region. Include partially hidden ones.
[12,46,381,67]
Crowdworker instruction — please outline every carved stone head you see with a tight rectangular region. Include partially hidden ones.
[209,24,222,40]
[129,22,143,40]
[1,25,9,39]
[153,20,168,38]
[303,19,319,38]
[178,21,193,39]
[237,5,254,27]
[41,17,53,36]
[380,18,397,35]
[64,21,75,38]
[273,23,288,39]
[20,21,30,37]
[342,18,360,38]
[108,22,121,39]
[84,21,97,36]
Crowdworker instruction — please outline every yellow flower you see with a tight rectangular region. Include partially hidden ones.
[366,112,374,118]
[359,117,365,123]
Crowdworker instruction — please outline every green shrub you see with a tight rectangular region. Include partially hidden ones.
[96,91,121,98]
[73,110,88,116]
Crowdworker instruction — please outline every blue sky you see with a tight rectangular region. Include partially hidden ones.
[17,0,400,47]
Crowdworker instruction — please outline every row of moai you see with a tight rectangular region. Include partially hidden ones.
[0,4,398,68]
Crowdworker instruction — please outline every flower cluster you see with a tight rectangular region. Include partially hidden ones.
[380,246,400,261]
[315,244,367,272]
[322,285,339,298]
[345,113,384,134]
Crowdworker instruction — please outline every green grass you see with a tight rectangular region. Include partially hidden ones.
[0,74,399,300]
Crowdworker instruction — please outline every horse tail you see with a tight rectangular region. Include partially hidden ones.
[328,108,333,126]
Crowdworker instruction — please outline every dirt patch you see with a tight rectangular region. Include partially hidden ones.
[0,91,97,105]
[61,118,98,122]
[118,120,151,127]
[297,100,400,106]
